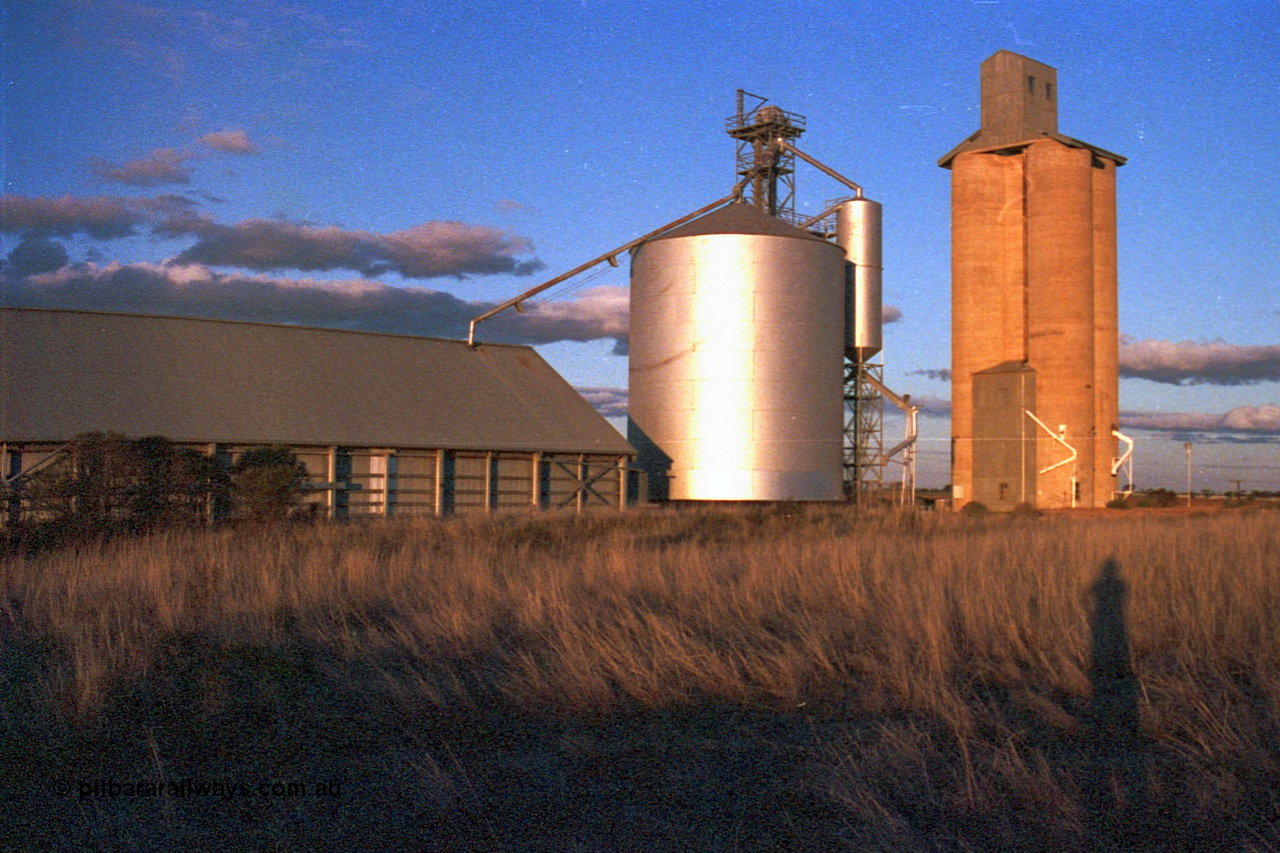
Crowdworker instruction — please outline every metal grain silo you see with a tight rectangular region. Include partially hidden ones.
[627,203,846,501]
[836,198,883,362]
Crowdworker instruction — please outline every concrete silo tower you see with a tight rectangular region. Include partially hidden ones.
[939,51,1124,509]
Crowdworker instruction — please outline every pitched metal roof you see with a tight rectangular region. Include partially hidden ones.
[0,307,633,454]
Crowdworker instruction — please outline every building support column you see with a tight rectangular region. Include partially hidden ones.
[484,451,496,513]
[386,453,398,515]
[530,452,543,510]
[434,449,454,516]
[5,447,22,528]
[326,446,338,519]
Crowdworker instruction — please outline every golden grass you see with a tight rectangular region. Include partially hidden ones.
[4,505,1279,849]
[3,507,1276,724]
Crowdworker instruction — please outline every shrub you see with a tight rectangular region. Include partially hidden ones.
[959,500,989,517]
[130,436,227,531]
[8,433,217,545]
[231,447,307,522]
[1124,488,1180,509]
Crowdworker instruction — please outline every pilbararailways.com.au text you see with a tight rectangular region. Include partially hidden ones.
[55,777,342,801]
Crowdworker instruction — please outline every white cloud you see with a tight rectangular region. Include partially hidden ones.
[90,148,195,186]
[164,217,545,280]
[197,129,261,155]
[575,387,628,419]
[1121,404,1280,436]
[6,261,626,351]
[1120,338,1280,386]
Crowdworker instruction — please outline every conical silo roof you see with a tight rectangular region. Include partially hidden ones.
[650,202,828,242]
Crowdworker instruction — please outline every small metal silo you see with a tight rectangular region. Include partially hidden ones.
[627,203,846,501]
[836,198,883,362]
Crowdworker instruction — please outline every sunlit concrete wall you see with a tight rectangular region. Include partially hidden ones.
[942,51,1122,510]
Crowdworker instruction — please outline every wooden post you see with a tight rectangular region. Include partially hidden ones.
[531,452,542,510]
[434,449,445,517]
[484,451,495,513]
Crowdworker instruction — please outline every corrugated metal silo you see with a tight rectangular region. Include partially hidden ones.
[628,203,846,501]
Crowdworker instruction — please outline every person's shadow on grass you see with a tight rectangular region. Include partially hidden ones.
[1083,558,1148,850]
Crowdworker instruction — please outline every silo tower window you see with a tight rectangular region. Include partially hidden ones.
[1046,83,1053,100]
[1027,75,1036,93]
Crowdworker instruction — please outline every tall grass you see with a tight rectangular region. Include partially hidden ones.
[7,507,1276,718]
[4,505,1279,849]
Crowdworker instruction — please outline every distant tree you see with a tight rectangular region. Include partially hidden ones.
[14,433,146,544]
[130,436,227,530]
[69,433,132,530]
[1009,502,1042,518]
[232,447,307,522]
[5,434,236,553]
[131,436,181,530]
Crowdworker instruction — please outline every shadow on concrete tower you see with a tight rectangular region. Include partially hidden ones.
[940,51,1125,510]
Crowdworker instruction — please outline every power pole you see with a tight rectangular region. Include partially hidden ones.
[1184,442,1192,508]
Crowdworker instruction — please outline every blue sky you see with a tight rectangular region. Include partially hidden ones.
[2,0,1278,491]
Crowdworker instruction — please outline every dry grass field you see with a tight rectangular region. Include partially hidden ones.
[3,504,1279,850]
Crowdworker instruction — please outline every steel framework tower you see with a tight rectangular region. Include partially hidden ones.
[845,360,884,498]
[726,91,806,221]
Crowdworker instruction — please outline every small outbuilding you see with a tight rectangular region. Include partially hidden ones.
[1,307,635,518]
